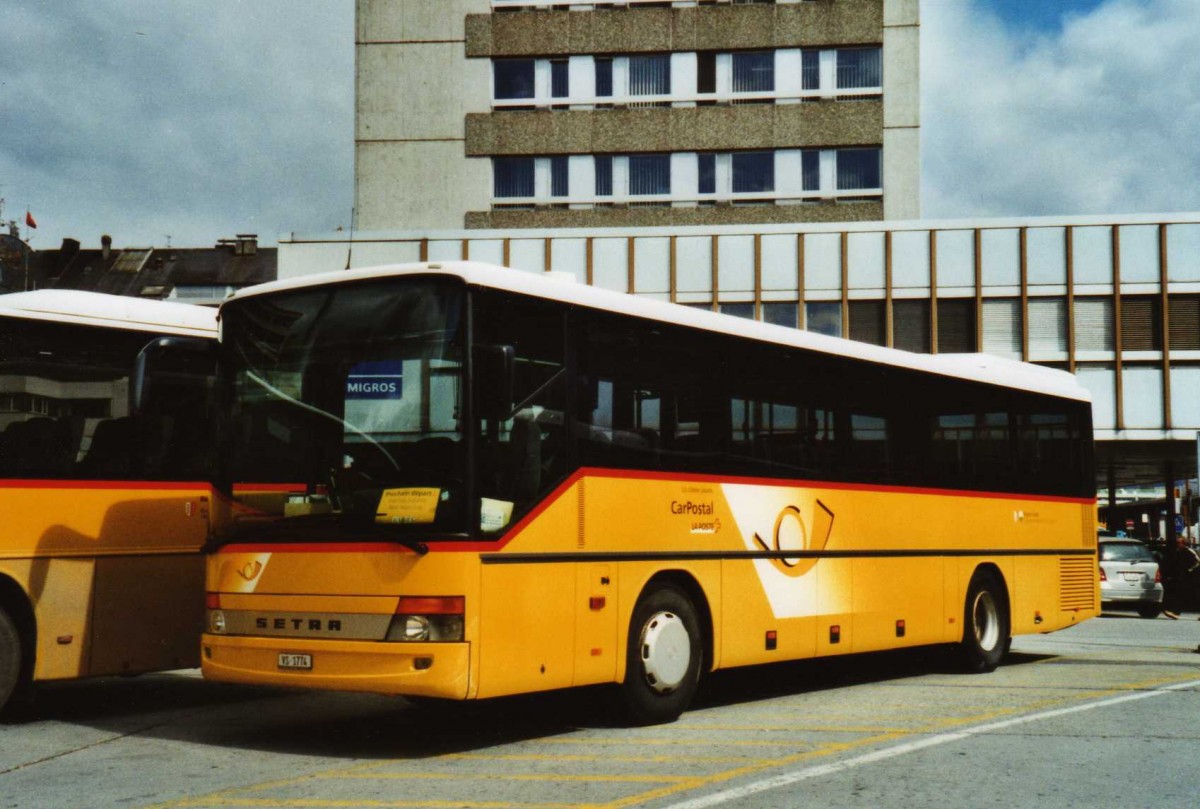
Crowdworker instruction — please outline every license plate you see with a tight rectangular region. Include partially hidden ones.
[278,653,313,670]
[1121,571,1143,582]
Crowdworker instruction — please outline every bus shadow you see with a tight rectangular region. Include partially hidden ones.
[27,645,1055,759]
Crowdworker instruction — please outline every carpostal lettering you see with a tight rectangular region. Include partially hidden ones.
[256,617,343,632]
[671,500,714,516]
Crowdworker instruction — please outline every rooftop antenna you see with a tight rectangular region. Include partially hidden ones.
[344,204,356,271]
[165,234,172,249]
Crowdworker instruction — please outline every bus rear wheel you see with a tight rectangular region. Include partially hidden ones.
[959,570,1010,673]
[621,584,702,725]
[0,606,28,719]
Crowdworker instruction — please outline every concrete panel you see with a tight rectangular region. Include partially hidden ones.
[464,201,882,229]
[883,21,920,129]
[358,0,486,43]
[466,102,882,156]
[467,3,882,58]
[357,44,489,141]
[883,0,920,28]
[356,142,490,231]
[882,126,919,220]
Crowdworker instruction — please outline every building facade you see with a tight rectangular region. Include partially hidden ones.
[355,0,920,231]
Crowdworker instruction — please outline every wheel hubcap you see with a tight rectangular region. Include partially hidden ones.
[640,611,690,694]
[972,591,1000,652]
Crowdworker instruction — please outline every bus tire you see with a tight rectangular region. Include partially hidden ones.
[0,605,30,720]
[621,584,702,725]
[959,570,1010,673]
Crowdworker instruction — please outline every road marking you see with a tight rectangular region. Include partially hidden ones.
[657,678,1200,809]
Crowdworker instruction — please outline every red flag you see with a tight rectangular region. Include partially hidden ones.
[25,211,37,229]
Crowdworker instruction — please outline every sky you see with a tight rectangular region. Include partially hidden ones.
[1,0,1195,250]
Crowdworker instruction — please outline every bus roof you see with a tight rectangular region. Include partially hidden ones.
[0,290,218,337]
[227,262,1091,403]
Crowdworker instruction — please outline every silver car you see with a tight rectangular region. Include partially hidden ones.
[1099,539,1164,618]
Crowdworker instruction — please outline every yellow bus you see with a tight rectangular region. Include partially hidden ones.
[0,291,218,716]
[199,263,1097,723]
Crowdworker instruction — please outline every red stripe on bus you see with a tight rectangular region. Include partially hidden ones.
[0,479,212,491]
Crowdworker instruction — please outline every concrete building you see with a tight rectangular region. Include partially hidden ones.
[355,0,920,231]
[278,211,1200,506]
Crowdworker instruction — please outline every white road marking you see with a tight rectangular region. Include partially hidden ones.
[660,678,1200,809]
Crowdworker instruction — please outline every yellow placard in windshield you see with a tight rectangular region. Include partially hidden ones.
[376,488,440,524]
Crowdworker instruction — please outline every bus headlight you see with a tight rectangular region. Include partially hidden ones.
[385,596,464,642]
[209,610,227,634]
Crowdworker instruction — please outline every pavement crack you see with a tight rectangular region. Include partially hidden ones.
[0,720,172,778]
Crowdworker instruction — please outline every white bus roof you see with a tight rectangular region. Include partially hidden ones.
[226,262,1091,403]
[0,290,218,338]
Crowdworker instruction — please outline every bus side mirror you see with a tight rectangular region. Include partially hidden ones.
[132,336,220,417]
[476,344,515,420]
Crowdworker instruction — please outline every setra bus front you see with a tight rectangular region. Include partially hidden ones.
[202,272,483,700]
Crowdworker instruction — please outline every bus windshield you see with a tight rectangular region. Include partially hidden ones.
[218,277,467,541]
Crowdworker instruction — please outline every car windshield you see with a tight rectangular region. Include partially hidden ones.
[217,277,466,542]
[1099,542,1155,563]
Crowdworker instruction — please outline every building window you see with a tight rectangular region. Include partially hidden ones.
[801,50,820,91]
[837,148,882,191]
[493,157,534,199]
[937,299,977,354]
[1028,298,1068,357]
[1120,296,1162,351]
[732,151,774,194]
[595,155,613,197]
[1168,294,1200,351]
[697,52,717,95]
[494,59,535,100]
[550,59,569,99]
[801,150,820,192]
[628,154,671,196]
[982,298,1023,359]
[849,300,885,346]
[836,48,883,90]
[806,302,842,338]
[732,51,774,95]
[550,156,569,198]
[762,302,798,329]
[720,303,755,320]
[893,300,931,353]
[698,153,716,195]
[595,57,613,98]
[1074,297,1113,352]
[629,54,671,98]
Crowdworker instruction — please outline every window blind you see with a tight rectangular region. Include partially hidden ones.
[1119,296,1161,351]
[1168,295,1200,350]
[982,298,1022,358]
[836,149,881,191]
[1074,298,1113,352]
[629,55,670,97]
[732,51,774,94]
[836,48,882,89]
[628,154,671,196]
[848,300,885,346]
[493,157,534,198]
[937,299,976,354]
[893,300,931,352]
[1027,298,1067,356]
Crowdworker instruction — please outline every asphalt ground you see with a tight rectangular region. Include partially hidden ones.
[2,610,1199,809]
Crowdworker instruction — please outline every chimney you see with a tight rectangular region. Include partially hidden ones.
[101,234,112,261]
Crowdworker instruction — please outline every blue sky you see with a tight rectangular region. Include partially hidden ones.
[977,0,1111,33]
[1,0,1196,248]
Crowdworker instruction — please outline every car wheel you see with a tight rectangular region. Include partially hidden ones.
[1137,604,1163,619]
[621,584,702,725]
[958,570,1010,673]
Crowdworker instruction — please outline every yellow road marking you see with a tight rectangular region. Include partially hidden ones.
[141,671,1200,809]
[321,773,695,784]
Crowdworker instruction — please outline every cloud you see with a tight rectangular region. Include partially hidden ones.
[923,0,1200,219]
[0,1,352,249]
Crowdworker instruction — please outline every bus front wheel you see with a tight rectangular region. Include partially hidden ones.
[0,605,27,719]
[958,570,1010,673]
[621,584,702,725]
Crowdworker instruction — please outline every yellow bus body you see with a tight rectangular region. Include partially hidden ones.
[202,469,1097,700]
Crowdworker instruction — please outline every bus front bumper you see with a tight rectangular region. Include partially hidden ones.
[201,633,471,699]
